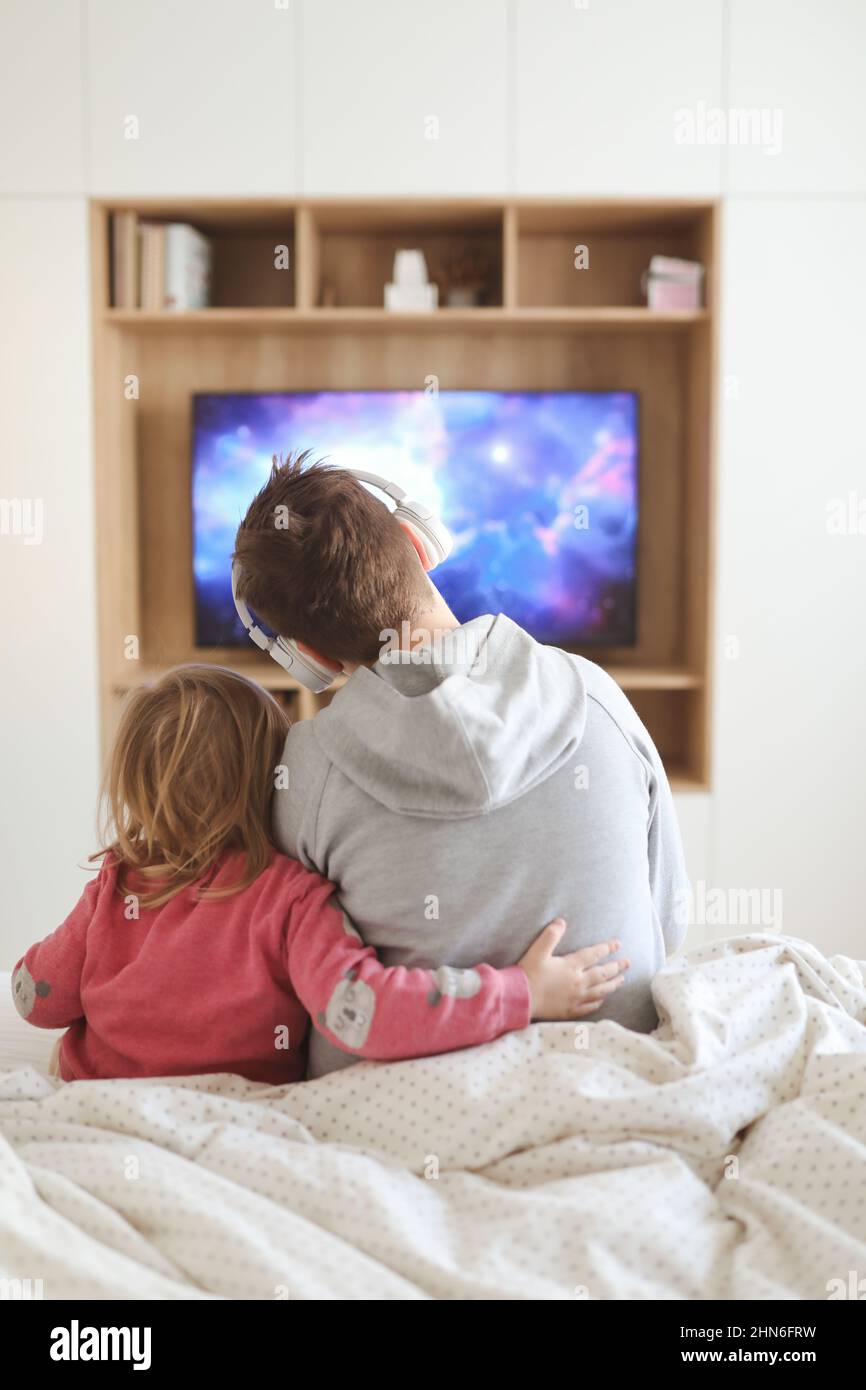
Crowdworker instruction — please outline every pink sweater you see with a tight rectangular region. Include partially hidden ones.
[12,852,531,1084]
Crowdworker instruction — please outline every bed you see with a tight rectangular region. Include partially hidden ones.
[1,932,865,1300]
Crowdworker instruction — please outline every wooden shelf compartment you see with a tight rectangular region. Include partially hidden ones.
[514,200,712,311]
[630,687,710,790]
[97,200,296,311]
[297,200,504,309]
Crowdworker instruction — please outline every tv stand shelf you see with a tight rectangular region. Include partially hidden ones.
[91,197,717,789]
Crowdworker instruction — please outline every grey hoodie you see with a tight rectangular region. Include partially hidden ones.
[273,613,689,1078]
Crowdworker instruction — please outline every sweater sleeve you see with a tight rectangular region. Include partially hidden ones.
[11,872,103,1028]
[644,741,691,956]
[284,876,531,1061]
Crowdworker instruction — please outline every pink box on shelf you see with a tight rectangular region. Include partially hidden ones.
[643,255,705,311]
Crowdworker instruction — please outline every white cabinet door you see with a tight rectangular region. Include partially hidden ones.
[300,0,508,194]
[0,0,85,194]
[0,199,100,962]
[88,0,296,195]
[515,0,724,195]
[713,199,866,955]
[729,0,866,194]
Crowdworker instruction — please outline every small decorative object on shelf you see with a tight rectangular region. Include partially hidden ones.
[384,249,438,312]
[642,255,704,311]
[436,241,493,307]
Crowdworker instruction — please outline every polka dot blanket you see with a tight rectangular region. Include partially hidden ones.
[1,932,864,1299]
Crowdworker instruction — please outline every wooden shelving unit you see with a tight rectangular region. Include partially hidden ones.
[90,197,717,789]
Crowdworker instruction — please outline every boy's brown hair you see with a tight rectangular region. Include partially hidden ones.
[233,451,426,665]
[94,665,290,907]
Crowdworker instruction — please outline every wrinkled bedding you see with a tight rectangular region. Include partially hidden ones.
[1,933,864,1300]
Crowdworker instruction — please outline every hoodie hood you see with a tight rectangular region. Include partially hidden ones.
[312,614,588,818]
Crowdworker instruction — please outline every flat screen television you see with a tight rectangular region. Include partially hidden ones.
[192,389,639,649]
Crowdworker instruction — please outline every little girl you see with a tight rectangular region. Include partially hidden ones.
[12,665,628,1084]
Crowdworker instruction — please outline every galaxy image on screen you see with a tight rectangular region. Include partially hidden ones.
[192,390,638,648]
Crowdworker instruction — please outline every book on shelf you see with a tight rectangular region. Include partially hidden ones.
[164,223,213,311]
[139,221,166,311]
[110,215,213,311]
[110,211,138,309]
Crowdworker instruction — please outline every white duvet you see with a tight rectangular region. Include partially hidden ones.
[1,932,865,1301]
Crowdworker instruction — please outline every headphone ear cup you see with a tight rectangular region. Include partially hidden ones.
[394,502,453,569]
[274,637,337,694]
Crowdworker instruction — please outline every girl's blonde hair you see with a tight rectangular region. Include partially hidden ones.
[94,664,290,908]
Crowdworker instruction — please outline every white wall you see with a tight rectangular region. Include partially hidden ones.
[1,0,863,964]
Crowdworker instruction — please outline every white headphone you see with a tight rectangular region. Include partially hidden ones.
[231,467,453,693]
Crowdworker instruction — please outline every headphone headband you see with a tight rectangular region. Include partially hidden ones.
[345,468,407,504]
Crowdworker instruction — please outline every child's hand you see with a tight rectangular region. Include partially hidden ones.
[517,920,630,1020]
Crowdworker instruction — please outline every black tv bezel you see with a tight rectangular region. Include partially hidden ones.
[190,387,641,653]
